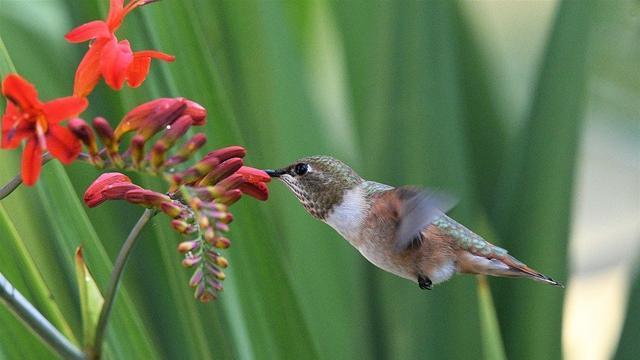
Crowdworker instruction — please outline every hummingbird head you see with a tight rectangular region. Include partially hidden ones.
[265,156,364,219]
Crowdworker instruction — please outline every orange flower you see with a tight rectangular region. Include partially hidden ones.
[1,74,87,185]
[65,0,175,97]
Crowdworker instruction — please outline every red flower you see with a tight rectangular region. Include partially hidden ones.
[65,0,175,97]
[1,74,87,185]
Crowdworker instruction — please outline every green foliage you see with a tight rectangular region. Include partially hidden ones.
[0,1,635,359]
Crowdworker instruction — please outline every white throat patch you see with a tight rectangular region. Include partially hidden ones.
[325,186,366,243]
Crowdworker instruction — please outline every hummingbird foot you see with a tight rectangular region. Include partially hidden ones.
[418,275,432,290]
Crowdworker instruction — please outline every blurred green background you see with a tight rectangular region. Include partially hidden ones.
[0,0,638,359]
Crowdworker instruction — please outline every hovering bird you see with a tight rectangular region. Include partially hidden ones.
[265,156,562,290]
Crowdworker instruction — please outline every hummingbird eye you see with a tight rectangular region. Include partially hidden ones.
[293,163,309,176]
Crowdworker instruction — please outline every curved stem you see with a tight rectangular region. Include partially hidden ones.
[0,272,85,360]
[0,153,53,200]
[0,153,95,201]
[91,208,156,359]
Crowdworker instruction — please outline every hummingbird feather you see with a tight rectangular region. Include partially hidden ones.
[392,187,457,252]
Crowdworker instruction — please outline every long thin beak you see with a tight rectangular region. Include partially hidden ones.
[264,169,285,178]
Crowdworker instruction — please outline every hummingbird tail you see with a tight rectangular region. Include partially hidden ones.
[491,254,564,288]
[458,251,564,287]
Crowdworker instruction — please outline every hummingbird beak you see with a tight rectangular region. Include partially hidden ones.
[264,169,285,178]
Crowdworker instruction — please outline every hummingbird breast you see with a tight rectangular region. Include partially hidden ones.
[324,182,424,281]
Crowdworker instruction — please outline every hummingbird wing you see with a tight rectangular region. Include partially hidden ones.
[392,187,458,252]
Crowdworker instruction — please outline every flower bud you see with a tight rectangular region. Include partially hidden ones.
[206,263,226,280]
[174,157,221,186]
[165,133,207,167]
[218,189,242,206]
[214,256,229,268]
[189,269,203,288]
[197,158,243,186]
[161,202,183,218]
[115,98,185,140]
[100,182,143,199]
[215,174,245,191]
[130,134,145,168]
[198,215,210,229]
[170,219,196,234]
[83,172,133,207]
[203,228,216,244]
[93,117,124,167]
[202,146,246,162]
[206,278,223,291]
[178,240,200,253]
[124,189,170,207]
[182,255,201,267]
[68,118,102,166]
[238,182,269,201]
[182,99,207,125]
[236,166,271,184]
[156,115,193,149]
[215,222,230,232]
[150,142,167,170]
[213,237,231,249]
[199,290,216,303]
[194,281,206,300]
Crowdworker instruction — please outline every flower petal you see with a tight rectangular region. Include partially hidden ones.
[106,0,126,30]
[126,55,151,88]
[2,74,41,109]
[100,39,134,90]
[46,124,82,164]
[22,138,42,186]
[65,20,111,43]
[74,38,110,97]
[1,103,33,149]
[133,50,175,62]
[41,97,88,123]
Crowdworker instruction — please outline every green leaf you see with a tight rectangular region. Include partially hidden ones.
[477,277,507,360]
[74,247,104,350]
[491,1,596,358]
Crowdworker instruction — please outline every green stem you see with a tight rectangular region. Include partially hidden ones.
[90,208,156,360]
[0,272,85,360]
[0,153,53,200]
[0,153,97,201]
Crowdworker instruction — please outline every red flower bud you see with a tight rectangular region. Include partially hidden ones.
[68,118,100,161]
[124,188,170,206]
[218,189,243,206]
[114,98,206,141]
[130,134,145,168]
[155,114,193,149]
[165,133,207,167]
[93,117,124,167]
[236,166,271,184]
[83,172,133,207]
[238,182,269,201]
[215,174,245,191]
[202,146,246,162]
[183,99,207,125]
[197,158,243,186]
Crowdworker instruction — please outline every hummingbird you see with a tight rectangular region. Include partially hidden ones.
[265,156,562,290]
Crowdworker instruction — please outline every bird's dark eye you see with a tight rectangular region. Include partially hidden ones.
[294,163,308,176]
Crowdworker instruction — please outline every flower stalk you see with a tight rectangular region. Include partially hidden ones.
[90,208,156,360]
[0,272,85,360]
